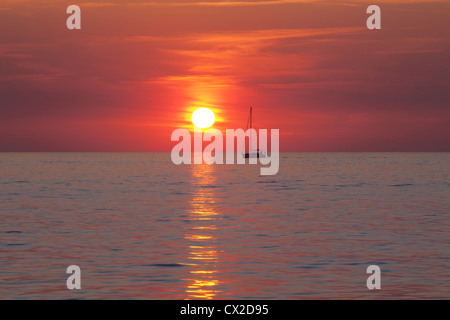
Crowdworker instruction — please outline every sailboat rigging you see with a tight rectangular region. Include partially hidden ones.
[243,107,266,158]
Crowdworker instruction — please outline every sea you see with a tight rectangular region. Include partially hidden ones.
[0,152,449,299]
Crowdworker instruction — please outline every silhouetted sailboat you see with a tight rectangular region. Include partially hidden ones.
[243,107,266,158]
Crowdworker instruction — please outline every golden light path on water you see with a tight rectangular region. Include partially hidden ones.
[184,156,223,299]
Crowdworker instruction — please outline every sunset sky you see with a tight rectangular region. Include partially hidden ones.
[0,0,449,151]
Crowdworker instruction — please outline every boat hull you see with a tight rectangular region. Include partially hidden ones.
[243,153,266,158]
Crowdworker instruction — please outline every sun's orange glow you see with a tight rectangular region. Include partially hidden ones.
[192,108,215,129]
[1,1,449,151]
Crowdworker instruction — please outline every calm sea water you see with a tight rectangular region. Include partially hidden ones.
[0,152,449,299]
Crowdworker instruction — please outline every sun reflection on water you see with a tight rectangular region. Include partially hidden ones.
[184,163,223,299]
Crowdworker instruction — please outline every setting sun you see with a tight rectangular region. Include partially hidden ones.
[192,108,215,129]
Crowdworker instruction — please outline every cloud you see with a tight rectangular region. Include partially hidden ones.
[0,0,449,150]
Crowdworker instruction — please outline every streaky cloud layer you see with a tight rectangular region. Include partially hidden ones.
[0,0,449,151]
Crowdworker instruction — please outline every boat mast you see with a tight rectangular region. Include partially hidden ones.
[250,106,252,130]
[249,107,252,152]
